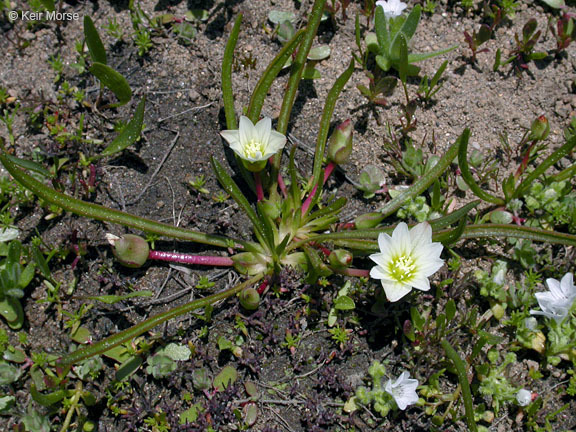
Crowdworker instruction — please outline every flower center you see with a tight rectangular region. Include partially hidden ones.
[244,139,265,159]
[389,254,416,282]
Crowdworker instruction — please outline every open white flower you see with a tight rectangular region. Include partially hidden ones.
[385,371,419,410]
[369,222,444,302]
[376,0,408,18]
[220,116,286,172]
[530,272,576,323]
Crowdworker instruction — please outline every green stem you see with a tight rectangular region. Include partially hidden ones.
[441,340,478,432]
[58,274,262,367]
[0,150,249,249]
[222,14,243,130]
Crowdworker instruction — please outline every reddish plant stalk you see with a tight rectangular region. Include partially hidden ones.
[301,161,336,215]
[148,250,234,266]
[278,173,288,198]
[334,267,370,278]
[254,171,264,202]
[257,279,269,295]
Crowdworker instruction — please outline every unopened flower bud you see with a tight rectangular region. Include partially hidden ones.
[106,234,149,268]
[516,389,532,406]
[529,115,549,141]
[530,330,546,353]
[239,287,260,310]
[355,212,384,229]
[327,119,353,164]
[491,302,506,320]
[329,249,353,268]
[260,199,281,220]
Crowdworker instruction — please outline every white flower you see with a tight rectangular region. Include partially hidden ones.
[376,0,408,18]
[385,371,419,410]
[369,222,444,302]
[516,389,532,406]
[220,116,286,171]
[530,273,576,323]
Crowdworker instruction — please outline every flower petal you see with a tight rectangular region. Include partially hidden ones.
[220,130,239,147]
[254,117,272,149]
[377,232,393,254]
[410,276,430,292]
[382,280,412,302]
[239,116,255,146]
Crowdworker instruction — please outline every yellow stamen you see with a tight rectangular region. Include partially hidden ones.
[244,140,265,159]
[388,254,416,282]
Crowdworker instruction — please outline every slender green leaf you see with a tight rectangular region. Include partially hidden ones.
[407,45,458,63]
[0,151,242,249]
[4,154,52,178]
[84,16,107,65]
[311,59,354,196]
[222,14,243,130]
[210,158,270,250]
[80,290,154,304]
[379,129,462,219]
[456,224,576,247]
[100,97,145,157]
[397,5,421,42]
[458,128,505,204]
[89,63,132,106]
[513,135,576,198]
[374,6,390,55]
[441,340,478,432]
[58,275,263,367]
[247,29,304,122]
[428,201,480,231]
[30,385,67,407]
[305,197,347,223]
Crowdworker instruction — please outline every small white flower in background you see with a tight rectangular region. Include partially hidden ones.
[385,371,419,410]
[376,0,408,18]
[220,116,286,172]
[516,389,532,406]
[369,222,444,302]
[530,273,576,323]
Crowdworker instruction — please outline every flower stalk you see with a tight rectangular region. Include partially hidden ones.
[148,250,234,267]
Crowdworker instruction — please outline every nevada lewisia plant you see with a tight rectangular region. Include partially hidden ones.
[220,116,287,172]
[369,222,444,302]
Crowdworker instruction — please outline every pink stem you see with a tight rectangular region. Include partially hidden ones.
[148,250,234,266]
[254,172,264,202]
[301,162,336,216]
[278,173,288,198]
[257,279,269,295]
[335,268,370,278]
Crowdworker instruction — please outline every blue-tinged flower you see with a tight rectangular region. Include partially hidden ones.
[220,116,286,172]
[385,371,419,410]
[369,222,444,302]
[376,0,408,18]
[530,273,576,323]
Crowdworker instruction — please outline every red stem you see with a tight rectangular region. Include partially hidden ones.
[301,162,336,216]
[148,250,234,266]
[334,267,370,278]
[254,171,264,202]
[278,173,288,198]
